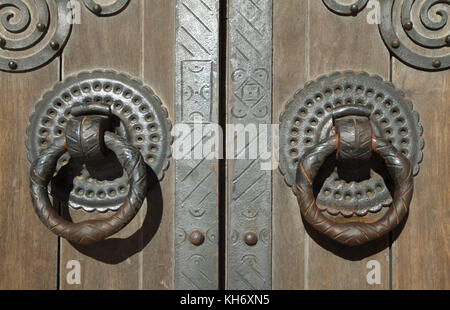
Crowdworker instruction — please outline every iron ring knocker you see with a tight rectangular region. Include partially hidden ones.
[29,103,148,245]
[294,106,414,246]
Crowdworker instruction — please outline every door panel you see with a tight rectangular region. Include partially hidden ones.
[273,0,391,289]
[272,0,308,290]
[0,64,59,290]
[59,0,175,290]
[59,0,143,290]
[304,0,390,290]
[392,61,450,289]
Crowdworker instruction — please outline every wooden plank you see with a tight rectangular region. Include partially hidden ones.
[272,0,307,290]
[0,62,59,289]
[273,0,391,289]
[141,0,176,290]
[392,60,450,289]
[60,1,144,289]
[305,1,390,290]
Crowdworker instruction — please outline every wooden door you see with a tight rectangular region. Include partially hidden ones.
[0,0,448,290]
[0,0,176,290]
[270,0,449,290]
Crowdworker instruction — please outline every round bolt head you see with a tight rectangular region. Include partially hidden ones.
[445,35,450,46]
[93,4,102,14]
[50,41,60,50]
[189,230,205,246]
[0,37,5,48]
[243,231,258,246]
[403,20,413,31]
[390,38,400,49]
[8,61,17,70]
[432,59,442,68]
[350,4,359,14]
[36,23,46,32]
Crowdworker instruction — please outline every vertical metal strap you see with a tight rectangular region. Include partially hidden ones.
[175,0,220,289]
[228,0,273,289]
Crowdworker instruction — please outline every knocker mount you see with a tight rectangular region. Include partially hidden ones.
[26,71,172,244]
[279,71,424,246]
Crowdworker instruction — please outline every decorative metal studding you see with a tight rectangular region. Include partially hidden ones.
[243,231,258,247]
[0,0,131,73]
[26,71,172,213]
[189,230,205,247]
[279,71,424,246]
[323,0,450,71]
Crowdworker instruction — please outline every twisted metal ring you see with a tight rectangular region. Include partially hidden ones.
[295,135,414,246]
[30,132,147,245]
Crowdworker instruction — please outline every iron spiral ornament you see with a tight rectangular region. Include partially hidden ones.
[380,0,449,70]
[323,0,450,71]
[0,0,72,72]
[0,0,131,72]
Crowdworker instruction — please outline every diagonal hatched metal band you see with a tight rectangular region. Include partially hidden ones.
[228,0,273,290]
[175,0,220,290]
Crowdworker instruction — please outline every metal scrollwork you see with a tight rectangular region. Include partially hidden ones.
[379,0,450,71]
[322,0,369,15]
[82,0,130,17]
[0,0,72,72]
[323,0,450,71]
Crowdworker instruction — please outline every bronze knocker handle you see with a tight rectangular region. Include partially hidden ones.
[30,132,148,245]
[295,135,414,246]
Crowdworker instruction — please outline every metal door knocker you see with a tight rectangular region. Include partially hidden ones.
[279,71,424,246]
[26,70,172,244]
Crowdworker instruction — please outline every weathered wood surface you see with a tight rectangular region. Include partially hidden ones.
[392,60,450,290]
[0,63,59,289]
[273,0,391,289]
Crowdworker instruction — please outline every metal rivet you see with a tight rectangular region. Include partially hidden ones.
[50,41,60,50]
[350,4,358,14]
[390,38,400,49]
[8,61,17,70]
[432,59,441,68]
[189,230,205,246]
[36,23,46,32]
[243,231,258,246]
[93,4,102,14]
[403,20,413,31]
[0,37,5,48]
[445,35,450,46]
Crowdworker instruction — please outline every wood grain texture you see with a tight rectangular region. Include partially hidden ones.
[272,0,307,290]
[392,60,450,289]
[60,1,145,289]
[273,0,391,289]
[0,63,59,289]
[141,0,175,290]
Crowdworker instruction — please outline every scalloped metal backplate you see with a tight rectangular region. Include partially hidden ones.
[279,71,424,215]
[26,70,172,212]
